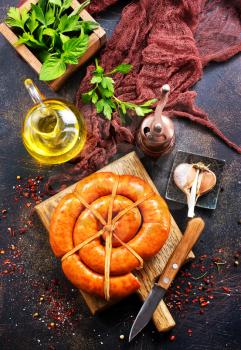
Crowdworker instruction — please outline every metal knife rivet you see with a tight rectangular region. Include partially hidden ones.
[163,277,170,284]
[172,263,178,270]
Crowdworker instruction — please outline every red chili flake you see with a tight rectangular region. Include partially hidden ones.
[19,228,27,234]
[187,329,192,336]
[199,255,208,260]
[187,282,193,288]
[203,277,210,285]
[48,322,56,329]
[208,295,214,300]
[222,287,231,293]
[200,301,209,307]
[25,203,32,208]
[23,192,30,198]
[1,209,7,215]
[169,335,176,342]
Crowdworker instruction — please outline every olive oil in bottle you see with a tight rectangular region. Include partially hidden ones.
[22,79,86,164]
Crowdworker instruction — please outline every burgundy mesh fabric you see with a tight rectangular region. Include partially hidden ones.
[17,0,241,193]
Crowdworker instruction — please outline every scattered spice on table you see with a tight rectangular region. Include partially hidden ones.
[0,173,240,344]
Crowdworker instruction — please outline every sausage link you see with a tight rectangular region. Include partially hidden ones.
[62,254,140,299]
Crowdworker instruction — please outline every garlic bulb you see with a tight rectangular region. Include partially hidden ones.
[173,162,216,217]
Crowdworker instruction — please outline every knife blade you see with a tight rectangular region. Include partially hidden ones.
[129,217,205,342]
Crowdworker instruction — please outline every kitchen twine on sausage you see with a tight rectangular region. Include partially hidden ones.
[61,176,154,300]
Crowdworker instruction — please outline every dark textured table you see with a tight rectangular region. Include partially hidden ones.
[0,1,241,350]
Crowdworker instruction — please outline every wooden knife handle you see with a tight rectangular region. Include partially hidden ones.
[157,217,205,290]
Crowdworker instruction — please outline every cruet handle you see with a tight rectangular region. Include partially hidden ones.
[24,79,46,106]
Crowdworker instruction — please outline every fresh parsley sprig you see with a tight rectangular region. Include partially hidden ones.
[5,0,99,81]
[82,60,157,121]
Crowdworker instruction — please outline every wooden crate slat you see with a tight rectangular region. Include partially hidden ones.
[0,0,106,91]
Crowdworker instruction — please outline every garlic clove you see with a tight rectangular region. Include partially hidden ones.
[174,161,217,218]
[197,170,216,196]
[173,163,196,194]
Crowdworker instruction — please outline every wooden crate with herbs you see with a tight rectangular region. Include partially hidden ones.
[0,0,106,91]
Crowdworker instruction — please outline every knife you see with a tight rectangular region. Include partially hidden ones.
[129,217,205,342]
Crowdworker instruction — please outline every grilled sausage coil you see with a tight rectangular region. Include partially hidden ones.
[50,172,170,299]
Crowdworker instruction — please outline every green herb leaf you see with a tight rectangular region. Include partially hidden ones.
[91,75,102,84]
[45,6,55,26]
[110,63,132,75]
[63,36,89,59]
[15,32,46,48]
[37,49,51,63]
[140,98,157,107]
[91,91,98,104]
[6,7,29,30]
[62,54,79,65]
[103,101,112,120]
[60,33,70,44]
[58,14,80,33]
[98,85,114,98]
[120,103,126,115]
[61,0,73,11]
[79,21,99,33]
[40,55,66,81]
[26,11,38,34]
[38,0,47,12]
[82,90,94,103]
[96,99,105,113]
[101,77,114,92]
[94,59,104,74]
[139,107,153,115]
[43,28,56,37]
[134,106,145,117]
[31,4,46,26]
[49,0,62,6]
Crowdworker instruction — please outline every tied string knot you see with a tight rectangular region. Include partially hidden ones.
[103,224,115,233]
[62,176,154,300]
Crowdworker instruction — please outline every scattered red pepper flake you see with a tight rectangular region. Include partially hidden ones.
[187,329,192,336]
[169,335,176,342]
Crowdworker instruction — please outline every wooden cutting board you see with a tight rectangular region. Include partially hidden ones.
[35,152,194,332]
